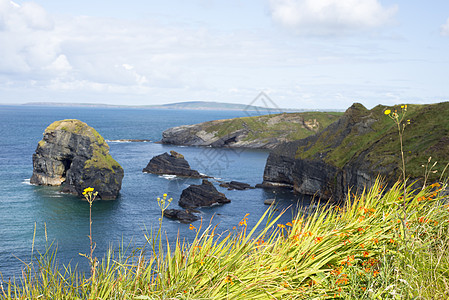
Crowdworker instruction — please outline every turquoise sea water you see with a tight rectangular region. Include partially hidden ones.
[0,105,312,279]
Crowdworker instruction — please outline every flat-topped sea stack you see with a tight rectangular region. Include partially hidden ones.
[143,150,207,178]
[30,119,124,200]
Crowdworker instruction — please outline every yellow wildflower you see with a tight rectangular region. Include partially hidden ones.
[384,109,391,115]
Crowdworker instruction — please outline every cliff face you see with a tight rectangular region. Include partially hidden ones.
[261,102,449,200]
[162,112,343,149]
[31,119,124,200]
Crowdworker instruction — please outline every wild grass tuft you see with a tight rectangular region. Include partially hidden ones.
[1,179,448,299]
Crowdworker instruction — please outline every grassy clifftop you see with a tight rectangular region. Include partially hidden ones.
[296,102,449,182]
[162,111,344,148]
[206,112,343,141]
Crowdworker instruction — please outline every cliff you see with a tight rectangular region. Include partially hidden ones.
[161,112,343,149]
[30,119,124,200]
[261,102,449,200]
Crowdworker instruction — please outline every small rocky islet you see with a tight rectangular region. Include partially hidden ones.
[142,150,208,178]
[31,119,124,200]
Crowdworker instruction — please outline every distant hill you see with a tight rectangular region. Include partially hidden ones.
[21,101,342,112]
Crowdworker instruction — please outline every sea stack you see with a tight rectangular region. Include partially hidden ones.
[179,179,230,208]
[143,150,207,178]
[30,119,124,200]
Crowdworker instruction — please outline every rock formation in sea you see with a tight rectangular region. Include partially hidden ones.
[179,179,230,208]
[142,150,208,178]
[30,119,124,200]
[219,181,254,190]
[164,209,199,223]
[259,102,449,200]
[161,112,342,149]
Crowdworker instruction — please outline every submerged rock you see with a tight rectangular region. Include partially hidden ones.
[264,198,276,205]
[143,150,207,178]
[164,209,199,223]
[179,179,230,208]
[30,119,124,200]
[219,181,254,190]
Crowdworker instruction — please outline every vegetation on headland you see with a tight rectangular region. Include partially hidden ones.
[296,102,449,183]
[205,112,343,142]
[2,179,448,299]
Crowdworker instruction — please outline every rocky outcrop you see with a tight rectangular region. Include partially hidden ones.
[143,151,207,178]
[219,181,254,190]
[179,180,230,208]
[161,112,342,149]
[260,102,449,200]
[31,119,124,200]
[164,209,199,223]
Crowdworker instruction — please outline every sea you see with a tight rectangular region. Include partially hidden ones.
[0,105,313,279]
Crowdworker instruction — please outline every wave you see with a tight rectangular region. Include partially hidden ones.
[21,179,32,185]
[106,139,151,143]
[159,175,178,180]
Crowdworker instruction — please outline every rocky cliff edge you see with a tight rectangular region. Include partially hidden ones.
[261,102,449,200]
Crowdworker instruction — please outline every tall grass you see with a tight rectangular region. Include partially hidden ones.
[1,179,448,299]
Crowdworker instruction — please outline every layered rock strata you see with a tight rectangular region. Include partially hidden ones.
[260,102,449,200]
[31,119,124,200]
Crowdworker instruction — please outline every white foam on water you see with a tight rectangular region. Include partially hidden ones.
[159,175,177,180]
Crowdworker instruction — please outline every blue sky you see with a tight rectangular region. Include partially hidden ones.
[0,0,448,109]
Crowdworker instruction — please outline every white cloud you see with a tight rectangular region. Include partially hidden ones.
[0,0,60,76]
[441,17,449,36]
[269,0,398,35]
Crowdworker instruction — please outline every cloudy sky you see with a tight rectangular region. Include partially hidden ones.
[0,0,448,109]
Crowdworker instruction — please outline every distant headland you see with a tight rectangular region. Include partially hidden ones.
[21,101,343,112]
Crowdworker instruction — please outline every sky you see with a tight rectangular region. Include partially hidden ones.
[0,0,448,109]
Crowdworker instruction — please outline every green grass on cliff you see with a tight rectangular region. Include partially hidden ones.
[296,102,449,182]
[2,180,449,299]
[204,111,343,143]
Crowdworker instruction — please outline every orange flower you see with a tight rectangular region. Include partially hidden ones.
[314,236,323,244]
[363,251,369,257]
[286,222,293,227]
[189,224,196,231]
[278,224,286,229]
[373,270,380,277]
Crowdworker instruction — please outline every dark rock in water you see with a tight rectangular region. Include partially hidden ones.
[264,198,276,205]
[179,179,230,208]
[30,119,124,200]
[164,209,199,223]
[219,181,254,190]
[143,150,208,178]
